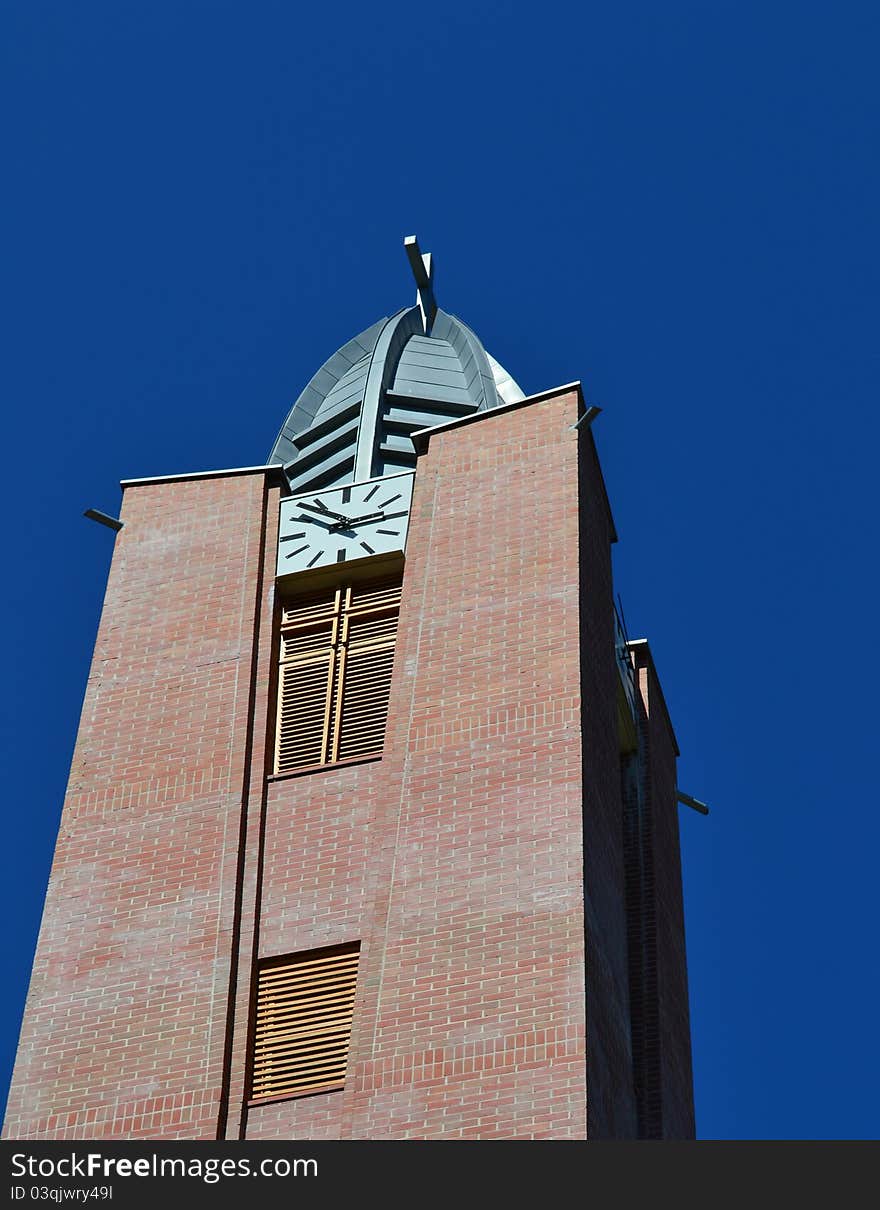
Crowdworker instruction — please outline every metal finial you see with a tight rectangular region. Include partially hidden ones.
[404,235,437,334]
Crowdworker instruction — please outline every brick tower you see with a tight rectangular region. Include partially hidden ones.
[4,239,696,1140]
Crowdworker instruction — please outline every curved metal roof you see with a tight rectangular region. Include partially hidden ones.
[268,247,524,493]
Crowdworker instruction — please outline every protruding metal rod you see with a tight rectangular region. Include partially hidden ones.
[676,789,710,816]
[404,234,437,334]
[84,508,123,532]
[571,404,602,430]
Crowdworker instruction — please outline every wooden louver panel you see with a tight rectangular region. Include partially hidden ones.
[274,574,402,774]
[335,646,396,761]
[276,656,334,771]
[250,943,360,1101]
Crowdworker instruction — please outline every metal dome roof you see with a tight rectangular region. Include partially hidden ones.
[268,239,524,493]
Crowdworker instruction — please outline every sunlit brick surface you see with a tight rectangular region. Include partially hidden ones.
[247,391,595,1139]
[5,388,693,1140]
[3,473,276,1140]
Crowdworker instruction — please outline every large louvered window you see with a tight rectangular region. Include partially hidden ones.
[250,943,360,1102]
[273,573,402,774]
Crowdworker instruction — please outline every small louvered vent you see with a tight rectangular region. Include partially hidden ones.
[274,574,402,774]
[250,943,360,1102]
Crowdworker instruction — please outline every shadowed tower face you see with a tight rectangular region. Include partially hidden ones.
[4,239,696,1141]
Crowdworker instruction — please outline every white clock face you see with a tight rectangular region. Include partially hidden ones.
[276,472,414,576]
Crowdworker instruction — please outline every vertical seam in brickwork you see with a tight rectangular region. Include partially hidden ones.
[206,487,254,1104]
[216,477,270,1138]
[229,482,281,1139]
[368,464,438,1056]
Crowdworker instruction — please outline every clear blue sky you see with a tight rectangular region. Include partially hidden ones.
[2,2,878,1140]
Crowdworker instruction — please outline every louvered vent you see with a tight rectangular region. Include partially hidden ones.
[274,574,402,774]
[250,943,360,1101]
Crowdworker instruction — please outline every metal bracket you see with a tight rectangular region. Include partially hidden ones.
[676,789,710,816]
[571,405,602,430]
[84,508,123,532]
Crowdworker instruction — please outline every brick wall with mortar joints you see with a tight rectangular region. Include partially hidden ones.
[246,391,592,1139]
[217,480,280,1139]
[3,473,271,1140]
[4,388,677,1141]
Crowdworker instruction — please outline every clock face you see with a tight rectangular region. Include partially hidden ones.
[276,472,414,577]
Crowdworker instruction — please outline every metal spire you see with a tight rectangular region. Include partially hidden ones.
[404,235,437,334]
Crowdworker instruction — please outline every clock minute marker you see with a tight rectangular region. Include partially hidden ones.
[285,544,309,559]
[377,493,402,508]
[307,550,324,568]
[280,532,307,541]
[360,541,376,554]
[363,509,409,526]
[362,484,380,502]
[376,529,400,536]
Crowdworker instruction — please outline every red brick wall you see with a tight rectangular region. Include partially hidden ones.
[246,389,592,1139]
[5,386,690,1141]
[242,760,385,1140]
[3,471,278,1140]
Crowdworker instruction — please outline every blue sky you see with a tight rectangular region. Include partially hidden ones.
[2,2,878,1139]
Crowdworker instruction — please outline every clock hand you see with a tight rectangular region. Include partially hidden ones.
[328,511,386,531]
[297,501,353,524]
[329,509,411,531]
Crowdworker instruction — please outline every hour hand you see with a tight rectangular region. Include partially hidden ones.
[297,500,352,523]
[328,511,385,531]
